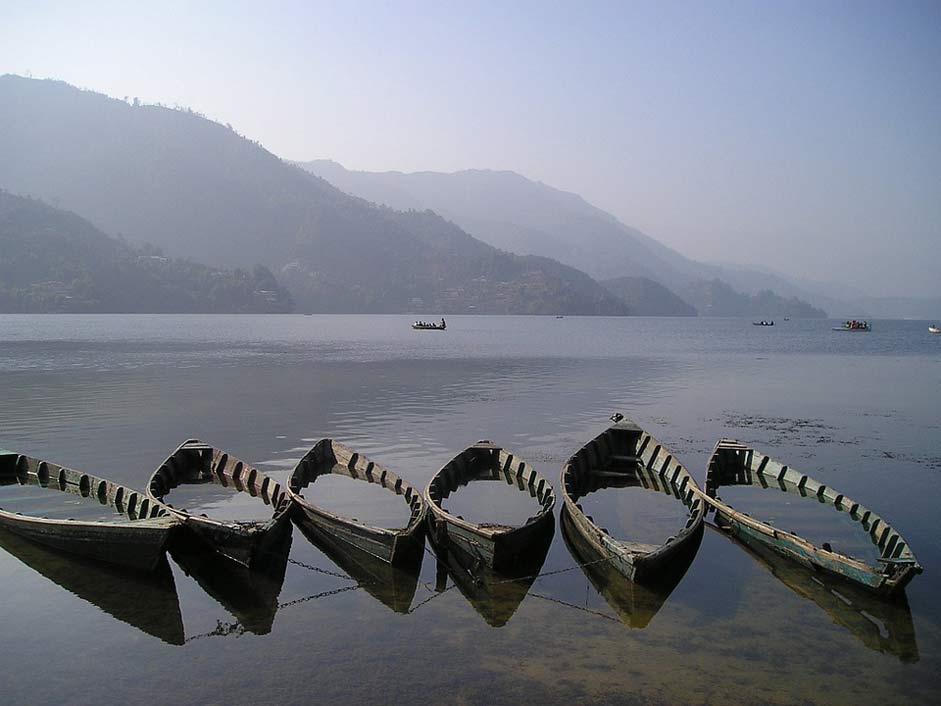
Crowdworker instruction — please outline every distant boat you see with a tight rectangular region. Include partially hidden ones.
[753,320,774,326]
[833,320,871,332]
[412,318,446,330]
[929,325,940,334]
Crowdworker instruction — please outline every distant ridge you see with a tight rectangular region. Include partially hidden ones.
[601,277,697,317]
[0,191,293,313]
[0,75,627,315]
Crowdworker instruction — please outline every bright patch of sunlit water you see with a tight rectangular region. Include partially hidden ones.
[0,314,939,706]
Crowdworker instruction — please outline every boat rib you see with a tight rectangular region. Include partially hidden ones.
[0,449,178,571]
[425,441,556,571]
[560,419,705,582]
[287,439,426,566]
[147,439,292,568]
[702,439,922,597]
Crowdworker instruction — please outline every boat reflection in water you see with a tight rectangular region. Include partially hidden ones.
[169,521,292,636]
[293,519,422,614]
[560,506,701,629]
[710,524,919,663]
[0,527,185,645]
[430,515,554,628]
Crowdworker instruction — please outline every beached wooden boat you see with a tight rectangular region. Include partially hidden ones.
[288,440,426,566]
[0,449,178,571]
[560,505,701,629]
[425,441,555,571]
[0,526,185,644]
[560,419,705,582]
[431,515,553,627]
[702,439,922,597]
[707,523,918,663]
[148,439,293,568]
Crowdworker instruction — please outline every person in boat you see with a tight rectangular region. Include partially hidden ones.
[440,318,446,328]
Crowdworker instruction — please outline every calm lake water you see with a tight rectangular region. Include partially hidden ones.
[0,314,939,706]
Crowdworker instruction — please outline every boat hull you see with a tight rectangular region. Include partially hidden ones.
[559,419,705,583]
[703,439,921,597]
[287,439,426,567]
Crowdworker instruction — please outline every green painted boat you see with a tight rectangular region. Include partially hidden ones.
[702,439,921,597]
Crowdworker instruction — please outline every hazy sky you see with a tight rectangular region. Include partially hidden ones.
[2,1,939,297]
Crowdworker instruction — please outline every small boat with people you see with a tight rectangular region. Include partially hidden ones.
[702,439,921,597]
[0,449,179,571]
[929,324,940,334]
[148,440,293,568]
[412,318,447,330]
[833,319,871,332]
[425,441,556,571]
[287,439,426,566]
[560,416,705,582]
[753,320,774,326]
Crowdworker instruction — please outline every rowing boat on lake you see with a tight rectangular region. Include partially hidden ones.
[287,439,426,566]
[702,439,921,597]
[148,439,292,568]
[425,441,555,571]
[560,419,705,582]
[0,449,177,571]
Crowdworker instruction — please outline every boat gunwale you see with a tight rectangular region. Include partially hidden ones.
[147,439,293,535]
[701,438,922,594]
[286,438,426,543]
[0,451,179,530]
[559,419,706,576]
[424,441,556,542]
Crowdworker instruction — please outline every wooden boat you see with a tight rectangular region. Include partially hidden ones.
[702,439,921,597]
[753,320,774,326]
[148,439,293,568]
[707,523,918,663]
[833,320,871,331]
[929,325,940,334]
[560,505,701,629]
[0,449,178,571]
[425,441,556,571]
[287,440,426,566]
[170,525,292,636]
[560,419,705,582]
[430,515,553,627]
[0,526,185,645]
[294,518,422,614]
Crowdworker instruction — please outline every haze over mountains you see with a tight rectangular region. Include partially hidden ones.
[0,74,925,318]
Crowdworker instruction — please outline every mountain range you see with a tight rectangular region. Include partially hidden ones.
[0,75,629,315]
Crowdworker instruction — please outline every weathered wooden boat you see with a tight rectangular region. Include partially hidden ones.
[0,449,178,571]
[170,524,292,636]
[287,440,426,566]
[425,441,556,571]
[431,515,553,627]
[294,517,422,614]
[148,439,293,568]
[706,523,918,663]
[703,439,922,597]
[560,419,705,582]
[0,526,185,645]
[560,505,701,629]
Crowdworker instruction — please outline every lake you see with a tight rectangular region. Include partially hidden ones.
[0,314,938,705]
